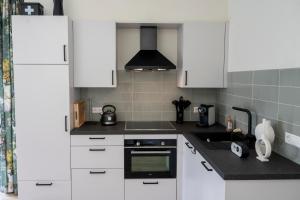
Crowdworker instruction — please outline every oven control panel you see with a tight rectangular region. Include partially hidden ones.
[124,139,177,147]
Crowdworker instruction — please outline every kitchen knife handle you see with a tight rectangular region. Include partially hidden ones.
[36,183,53,186]
[185,71,188,86]
[201,161,213,172]
[64,115,68,132]
[185,142,193,149]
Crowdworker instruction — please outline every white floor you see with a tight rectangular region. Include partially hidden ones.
[0,193,17,200]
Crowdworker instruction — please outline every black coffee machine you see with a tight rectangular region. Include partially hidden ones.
[172,96,191,124]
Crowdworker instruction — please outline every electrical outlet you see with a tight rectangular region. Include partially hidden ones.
[285,132,300,148]
[193,107,199,113]
[92,107,102,114]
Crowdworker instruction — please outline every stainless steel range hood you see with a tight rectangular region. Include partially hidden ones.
[125,26,176,71]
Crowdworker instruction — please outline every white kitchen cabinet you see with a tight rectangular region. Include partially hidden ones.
[12,16,70,65]
[14,65,71,181]
[72,169,124,200]
[18,181,71,200]
[177,22,227,88]
[181,135,300,200]
[125,179,176,200]
[73,20,117,87]
[71,134,123,146]
[71,146,124,168]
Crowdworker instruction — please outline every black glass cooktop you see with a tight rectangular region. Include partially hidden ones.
[125,121,176,130]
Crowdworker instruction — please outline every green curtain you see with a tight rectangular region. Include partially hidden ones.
[0,0,22,194]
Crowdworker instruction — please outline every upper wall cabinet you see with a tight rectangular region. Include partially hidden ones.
[12,16,70,65]
[177,22,228,88]
[74,21,117,88]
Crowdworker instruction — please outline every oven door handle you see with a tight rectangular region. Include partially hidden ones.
[130,150,172,155]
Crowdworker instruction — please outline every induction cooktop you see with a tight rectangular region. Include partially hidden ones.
[125,121,176,131]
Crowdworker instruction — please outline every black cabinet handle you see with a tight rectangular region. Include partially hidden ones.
[143,181,159,185]
[112,70,114,85]
[90,171,106,174]
[89,148,106,152]
[185,70,188,86]
[185,142,193,149]
[89,137,106,140]
[36,183,53,186]
[191,148,196,155]
[65,116,68,132]
[63,45,67,62]
[201,161,213,172]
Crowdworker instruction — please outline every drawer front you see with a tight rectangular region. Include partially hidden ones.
[71,135,123,146]
[18,181,71,200]
[71,146,124,168]
[125,179,176,200]
[72,169,124,200]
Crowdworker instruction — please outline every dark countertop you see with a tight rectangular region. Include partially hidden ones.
[71,121,300,180]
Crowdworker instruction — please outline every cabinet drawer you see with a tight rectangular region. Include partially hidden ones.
[72,169,124,200]
[71,146,123,168]
[18,180,70,200]
[71,135,123,146]
[125,179,176,200]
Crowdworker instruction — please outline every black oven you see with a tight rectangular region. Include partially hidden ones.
[124,139,177,179]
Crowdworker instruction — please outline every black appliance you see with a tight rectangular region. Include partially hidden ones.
[100,105,117,126]
[20,3,44,15]
[125,26,176,71]
[124,139,177,179]
[172,96,191,124]
[197,104,215,127]
[53,0,64,16]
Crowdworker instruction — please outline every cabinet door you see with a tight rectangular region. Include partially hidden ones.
[74,20,116,87]
[182,137,198,200]
[14,65,70,181]
[12,16,69,65]
[196,151,225,200]
[125,179,176,200]
[72,169,124,200]
[18,181,71,200]
[179,22,226,88]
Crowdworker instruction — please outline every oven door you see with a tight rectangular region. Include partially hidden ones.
[125,148,177,179]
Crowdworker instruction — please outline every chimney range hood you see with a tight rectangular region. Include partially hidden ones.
[125,26,176,71]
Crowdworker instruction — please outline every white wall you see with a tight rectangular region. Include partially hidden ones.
[228,0,300,72]
[29,0,228,21]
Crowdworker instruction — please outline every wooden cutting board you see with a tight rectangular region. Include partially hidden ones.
[74,101,86,128]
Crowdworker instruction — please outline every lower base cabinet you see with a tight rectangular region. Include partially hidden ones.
[125,179,176,200]
[72,169,124,200]
[18,181,71,200]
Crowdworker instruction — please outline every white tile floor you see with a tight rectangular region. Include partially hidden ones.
[0,193,17,200]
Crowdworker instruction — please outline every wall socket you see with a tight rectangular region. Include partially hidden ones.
[92,107,102,114]
[193,107,199,113]
[285,132,300,148]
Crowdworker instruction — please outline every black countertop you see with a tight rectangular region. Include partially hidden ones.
[71,121,300,180]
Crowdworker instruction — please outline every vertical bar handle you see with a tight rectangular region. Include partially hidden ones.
[63,45,67,62]
[65,115,68,132]
[112,70,114,85]
[185,70,188,86]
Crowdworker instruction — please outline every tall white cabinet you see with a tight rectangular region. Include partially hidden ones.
[13,16,74,200]
[73,20,117,88]
[177,22,228,88]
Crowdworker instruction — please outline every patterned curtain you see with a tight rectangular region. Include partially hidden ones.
[0,0,22,194]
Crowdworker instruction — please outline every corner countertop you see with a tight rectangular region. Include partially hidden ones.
[71,121,300,180]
